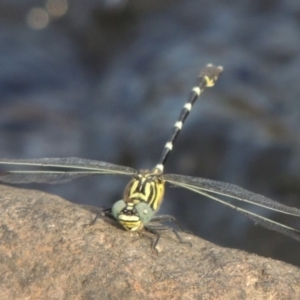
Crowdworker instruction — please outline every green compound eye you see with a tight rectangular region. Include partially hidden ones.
[112,200,126,219]
[135,202,155,224]
[111,200,154,225]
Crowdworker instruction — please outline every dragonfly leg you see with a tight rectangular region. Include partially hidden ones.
[84,208,113,227]
[151,214,184,231]
[151,214,193,236]
[140,227,161,251]
[145,216,192,249]
[101,208,114,220]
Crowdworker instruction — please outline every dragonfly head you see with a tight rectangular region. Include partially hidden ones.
[112,200,155,231]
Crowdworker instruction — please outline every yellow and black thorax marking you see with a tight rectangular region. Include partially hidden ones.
[124,171,165,211]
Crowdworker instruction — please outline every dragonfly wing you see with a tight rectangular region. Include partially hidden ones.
[0,157,136,175]
[238,204,300,241]
[0,171,100,184]
[164,174,300,216]
[164,175,300,241]
[0,157,136,184]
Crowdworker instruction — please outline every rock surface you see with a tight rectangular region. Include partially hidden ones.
[1,184,300,300]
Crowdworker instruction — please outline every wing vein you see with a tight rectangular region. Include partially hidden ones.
[164,174,300,217]
[165,179,300,241]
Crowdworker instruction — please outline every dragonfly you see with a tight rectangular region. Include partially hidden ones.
[0,64,300,248]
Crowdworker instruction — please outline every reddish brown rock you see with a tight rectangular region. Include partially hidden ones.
[0,185,300,300]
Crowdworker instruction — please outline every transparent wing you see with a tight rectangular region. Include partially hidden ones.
[164,174,300,241]
[0,157,136,184]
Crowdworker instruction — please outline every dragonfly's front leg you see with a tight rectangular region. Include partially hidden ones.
[145,215,192,249]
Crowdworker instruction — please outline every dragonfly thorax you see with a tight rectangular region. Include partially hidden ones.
[124,171,165,211]
[111,171,165,231]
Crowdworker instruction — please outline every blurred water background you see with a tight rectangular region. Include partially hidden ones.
[1,0,300,266]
